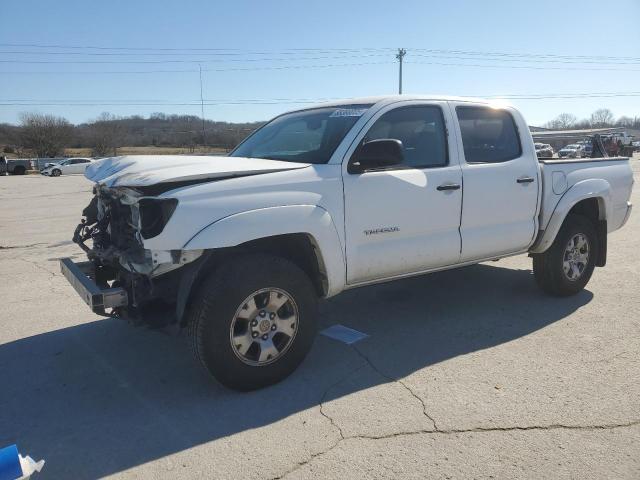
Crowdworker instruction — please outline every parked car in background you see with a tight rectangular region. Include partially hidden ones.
[534,143,554,159]
[558,144,583,159]
[41,158,93,176]
[3,158,33,175]
[43,160,62,169]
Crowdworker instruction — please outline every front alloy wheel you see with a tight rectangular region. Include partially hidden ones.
[230,288,298,365]
[187,253,318,391]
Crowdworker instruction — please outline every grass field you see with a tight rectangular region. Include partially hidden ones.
[64,145,230,157]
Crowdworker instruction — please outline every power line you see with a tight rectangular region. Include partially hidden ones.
[0,61,393,75]
[410,48,640,62]
[0,53,390,64]
[0,43,390,54]
[0,50,390,58]
[2,91,640,107]
[4,50,640,66]
[409,53,640,66]
[406,60,640,72]
[2,42,639,61]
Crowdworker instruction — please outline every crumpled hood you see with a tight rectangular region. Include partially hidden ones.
[85,155,310,188]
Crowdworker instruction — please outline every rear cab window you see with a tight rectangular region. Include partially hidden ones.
[456,106,522,163]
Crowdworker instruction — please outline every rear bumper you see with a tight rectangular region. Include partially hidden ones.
[59,257,128,314]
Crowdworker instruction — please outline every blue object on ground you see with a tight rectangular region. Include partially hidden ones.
[320,324,369,344]
[0,444,23,480]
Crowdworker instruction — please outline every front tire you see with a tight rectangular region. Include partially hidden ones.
[51,169,61,177]
[533,214,598,296]
[186,253,318,391]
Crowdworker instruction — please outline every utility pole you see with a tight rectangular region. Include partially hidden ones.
[198,64,206,148]
[396,48,407,94]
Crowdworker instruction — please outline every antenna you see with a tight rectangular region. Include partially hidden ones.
[198,63,206,147]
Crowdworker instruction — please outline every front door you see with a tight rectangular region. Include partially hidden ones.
[343,102,463,284]
[452,104,540,261]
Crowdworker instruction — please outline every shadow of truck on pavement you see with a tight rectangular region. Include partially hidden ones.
[0,263,592,479]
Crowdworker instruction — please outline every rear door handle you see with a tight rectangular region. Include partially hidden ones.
[517,177,535,184]
[437,183,461,191]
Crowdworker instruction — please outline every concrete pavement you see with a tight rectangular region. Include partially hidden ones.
[0,159,638,479]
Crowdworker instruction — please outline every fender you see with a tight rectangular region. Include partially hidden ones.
[529,178,611,254]
[183,205,346,296]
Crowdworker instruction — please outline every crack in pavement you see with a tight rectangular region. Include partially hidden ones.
[351,343,439,431]
[270,342,640,479]
[273,418,640,479]
[0,243,47,250]
[268,362,366,480]
[349,418,640,440]
[19,257,58,278]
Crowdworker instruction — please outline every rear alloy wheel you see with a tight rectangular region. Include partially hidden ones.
[51,169,61,177]
[562,233,590,282]
[187,253,318,391]
[533,214,597,296]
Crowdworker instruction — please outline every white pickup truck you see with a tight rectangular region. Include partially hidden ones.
[61,96,634,390]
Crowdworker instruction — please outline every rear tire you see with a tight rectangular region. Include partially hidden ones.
[186,253,318,391]
[533,214,598,296]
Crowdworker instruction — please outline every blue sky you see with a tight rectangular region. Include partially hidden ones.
[1,0,639,126]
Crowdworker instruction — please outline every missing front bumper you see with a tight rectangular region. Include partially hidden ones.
[59,257,128,315]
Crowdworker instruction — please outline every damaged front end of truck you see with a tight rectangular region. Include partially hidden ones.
[64,184,203,325]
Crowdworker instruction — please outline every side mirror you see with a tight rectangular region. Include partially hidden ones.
[349,139,404,173]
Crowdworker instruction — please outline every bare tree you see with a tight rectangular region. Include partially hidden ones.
[616,116,634,127]
[19,112,73,157]
[544,112,577,130]
[590,108,615,128]
[89,112,123,156]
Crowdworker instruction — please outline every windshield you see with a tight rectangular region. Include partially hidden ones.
[230,104,372,164]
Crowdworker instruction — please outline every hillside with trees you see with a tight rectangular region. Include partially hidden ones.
[544,108,640,130]
[0,112,264,157]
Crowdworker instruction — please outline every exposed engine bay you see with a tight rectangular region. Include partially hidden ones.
[72,185,202,323]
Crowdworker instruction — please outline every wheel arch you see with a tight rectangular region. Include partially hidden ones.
[530,179,610,265]
[175,205,346,325]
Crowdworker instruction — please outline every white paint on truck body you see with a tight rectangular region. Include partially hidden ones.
[85,95,634,297]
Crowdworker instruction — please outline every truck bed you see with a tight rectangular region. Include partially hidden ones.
[538,156,633,233]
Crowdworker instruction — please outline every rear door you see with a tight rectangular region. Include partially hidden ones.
[58,160,72,174]
[77,159,91,173]
[342,101,463,283]
[66,159,88,174]
[451,104,540,261]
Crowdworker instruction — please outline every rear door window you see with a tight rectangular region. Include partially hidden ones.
[456,106,522,163]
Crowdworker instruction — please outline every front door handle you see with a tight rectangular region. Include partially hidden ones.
[517,176,535,184]
[437,183,461,191]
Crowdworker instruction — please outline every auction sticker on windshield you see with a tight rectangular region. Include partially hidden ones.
[329,108,368,118]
